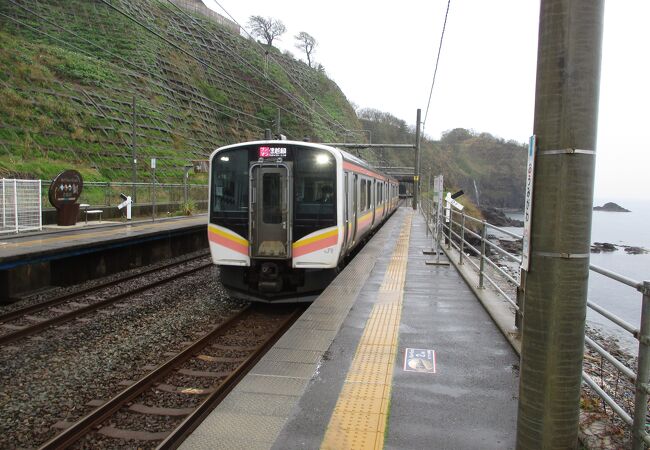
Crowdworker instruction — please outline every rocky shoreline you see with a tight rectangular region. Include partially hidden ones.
[591,242,648,254]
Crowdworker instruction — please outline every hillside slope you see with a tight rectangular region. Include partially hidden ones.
[359,110,527,209]
[0,0,361,183]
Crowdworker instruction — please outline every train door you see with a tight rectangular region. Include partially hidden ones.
[249,163,292,258]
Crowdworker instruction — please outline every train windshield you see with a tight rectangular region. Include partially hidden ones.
[212,149,249,213]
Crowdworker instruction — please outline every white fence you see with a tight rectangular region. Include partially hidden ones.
[0,179,42,234]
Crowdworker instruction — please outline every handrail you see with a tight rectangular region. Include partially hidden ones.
[419,193,649,447]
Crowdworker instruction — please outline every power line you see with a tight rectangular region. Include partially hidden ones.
[209,0,350,133]
[422,0,451,133]
[4,0,266,129]
[161,0,344,135]
[97,0,324,131]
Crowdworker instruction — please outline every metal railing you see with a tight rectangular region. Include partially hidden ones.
[39,180,208,211]
[420,195,650,448]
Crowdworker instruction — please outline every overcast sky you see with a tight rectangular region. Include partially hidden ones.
[202,0,649,201]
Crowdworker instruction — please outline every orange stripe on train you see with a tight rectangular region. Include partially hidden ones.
[208,226,248,255]
[292,228,339,257]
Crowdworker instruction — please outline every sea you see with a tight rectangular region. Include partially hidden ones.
[506,199,650,354]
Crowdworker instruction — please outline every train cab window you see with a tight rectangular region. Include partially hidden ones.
[212,149,248,213]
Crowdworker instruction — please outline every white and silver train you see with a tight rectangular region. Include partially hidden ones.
[208,140,399,302]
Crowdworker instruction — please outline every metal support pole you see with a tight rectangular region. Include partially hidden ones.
[13,180,18,233]
[447,213,452,250]
[632,281,650,449]
[515,270,525,331]
[131,95,137,203]
[276,107,281,136]
[516,1,604,448]
[459,212,465,265]
[151,167,156,222]
[478,221,486,288]
[37,180,42,231]
[2,179,6,229]
[183,166,191,205]
[412,108,421,210]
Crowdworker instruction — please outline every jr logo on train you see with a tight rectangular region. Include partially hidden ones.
[208,140,399,302]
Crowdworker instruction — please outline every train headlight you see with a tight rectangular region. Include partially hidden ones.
[316,154,330,165]
[220,156,230,162]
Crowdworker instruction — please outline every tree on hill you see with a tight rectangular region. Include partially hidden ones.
[248,16,286,47]
[294,31,317,67]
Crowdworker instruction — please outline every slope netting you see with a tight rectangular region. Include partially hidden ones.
[0,0,356,183]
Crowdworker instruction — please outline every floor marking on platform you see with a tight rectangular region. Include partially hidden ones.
[321,211,412,450]
[0,217,205,249]
[403,348,436,373]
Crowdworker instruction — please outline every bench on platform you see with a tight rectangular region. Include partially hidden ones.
[79,204,103,224]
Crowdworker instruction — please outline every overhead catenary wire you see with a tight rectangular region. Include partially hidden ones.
[4,0,266,129]
[160,0,344,136]
[96,0,326,132]
[208,0,351,133]
[422,0,451,134]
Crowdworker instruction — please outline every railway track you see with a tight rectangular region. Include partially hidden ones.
[0,253,212,345]
[39,304,303,450]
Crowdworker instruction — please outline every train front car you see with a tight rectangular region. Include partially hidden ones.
[208,141,342,302]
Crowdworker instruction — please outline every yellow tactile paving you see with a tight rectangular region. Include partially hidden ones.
[321,211,412,450]
[0,217,205,250]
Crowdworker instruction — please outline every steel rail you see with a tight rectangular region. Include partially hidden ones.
[156,306,305,449]
[0,252,210,324]
[38,305,255,450]
[0,262,213,345]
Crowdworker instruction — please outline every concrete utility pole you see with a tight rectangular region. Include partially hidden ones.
[516,1,604,449]
[131,95,137,203]
[412,108,421,210]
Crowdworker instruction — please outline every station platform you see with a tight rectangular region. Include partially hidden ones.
[0,215,208,301]
[182,208,519,449]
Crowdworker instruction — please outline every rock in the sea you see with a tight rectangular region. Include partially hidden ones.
[623,246,649,255]
[593,202,631,212]
[591,242,618,253]
[480,207,524,227]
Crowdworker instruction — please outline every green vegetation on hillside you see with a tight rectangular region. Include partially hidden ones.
[0,0,359,183]
[358,109,527,209]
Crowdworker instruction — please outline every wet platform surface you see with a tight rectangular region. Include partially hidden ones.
[0,215,206,269]
[182,208,519,449]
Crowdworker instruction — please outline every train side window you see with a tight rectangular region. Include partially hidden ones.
[366,180,371,210]
[360,179,367,211]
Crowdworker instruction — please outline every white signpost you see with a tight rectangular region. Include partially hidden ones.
[521,135,537,272]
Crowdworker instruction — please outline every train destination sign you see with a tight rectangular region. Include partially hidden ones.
[403,348,436,374]
[259,146,287,158]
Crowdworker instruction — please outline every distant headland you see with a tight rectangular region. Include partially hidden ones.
[593,202,631,212]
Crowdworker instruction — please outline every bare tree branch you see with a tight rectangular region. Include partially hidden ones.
[247,15,286,47]
[294,31,317,68]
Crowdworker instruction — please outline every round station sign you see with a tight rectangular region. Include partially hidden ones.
[49,169,83,209]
